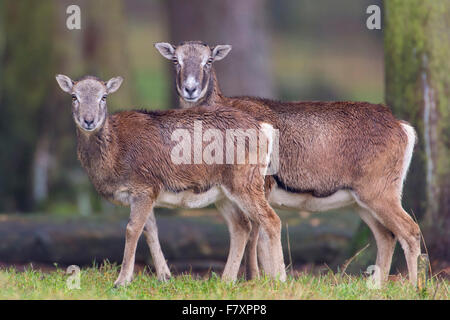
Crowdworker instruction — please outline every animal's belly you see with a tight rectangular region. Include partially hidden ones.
[268,187,354,212]
[155,187,224,209]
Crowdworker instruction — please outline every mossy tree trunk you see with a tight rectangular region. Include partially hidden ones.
[384,0,450,263]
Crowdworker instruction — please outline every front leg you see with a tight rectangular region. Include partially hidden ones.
[143,209,171,281]
[114,197,154,287]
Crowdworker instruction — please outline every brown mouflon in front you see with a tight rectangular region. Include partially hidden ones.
[56,74,286,286]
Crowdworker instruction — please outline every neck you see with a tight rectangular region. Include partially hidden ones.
[76,116,114,171]
[179,68,223,108]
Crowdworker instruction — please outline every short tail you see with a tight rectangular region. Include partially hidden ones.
[399,121,417,187]
[259,122,274,176]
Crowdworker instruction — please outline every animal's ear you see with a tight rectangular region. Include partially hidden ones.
[154,42,176,60]
[212,45,232,62]
[106,76,123,94]
[55,74,74,93]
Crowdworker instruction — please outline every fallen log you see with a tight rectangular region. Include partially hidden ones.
[0,212,354,272]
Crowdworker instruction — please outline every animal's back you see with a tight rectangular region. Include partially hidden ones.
[228,97,408,195]
[109,107,264,194]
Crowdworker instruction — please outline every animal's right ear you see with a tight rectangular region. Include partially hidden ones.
[154,42,176,60]
[55,74,74,93]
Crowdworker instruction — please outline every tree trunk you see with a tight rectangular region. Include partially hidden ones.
[165,0,275,107]
[384,0,450,265]
[32,134,51,203]
[63,0,132,215]
[0,1,132,212]
[0,1,57,211]
[82,0,133,112]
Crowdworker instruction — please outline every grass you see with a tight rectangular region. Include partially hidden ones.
[0,262,448,300]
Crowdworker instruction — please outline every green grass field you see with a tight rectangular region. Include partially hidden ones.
[0,263,448,300]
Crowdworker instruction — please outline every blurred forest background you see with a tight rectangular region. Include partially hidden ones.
[0,0,448,276]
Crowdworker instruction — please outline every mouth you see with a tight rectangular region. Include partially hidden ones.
[82,126,96,131]
[78,122,97,131]
[183,95,200,102]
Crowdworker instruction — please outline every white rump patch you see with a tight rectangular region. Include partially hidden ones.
[399,123,416,191]
[259,123,274,176]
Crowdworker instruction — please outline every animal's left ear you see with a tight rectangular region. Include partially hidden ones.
[212,45,232,61]
[105,77,123,94]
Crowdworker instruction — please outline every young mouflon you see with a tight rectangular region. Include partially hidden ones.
[56,74,286,286]
[155,41,421,285]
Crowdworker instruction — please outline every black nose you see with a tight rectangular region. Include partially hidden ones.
[184,87,196,96]
[84,119,94,127]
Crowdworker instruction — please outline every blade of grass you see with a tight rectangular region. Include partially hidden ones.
[341,243,370,275]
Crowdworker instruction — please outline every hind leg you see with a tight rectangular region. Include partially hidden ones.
[255,176,277,277]
[252,199,285,280]
[354,192,421,285]
[356,206,397,282]
[224,186,286,281]
[143,209,171,281]
[216,200,260,280]
[245,220,260,279]
[216,199,252,281]
[257,228,273,277]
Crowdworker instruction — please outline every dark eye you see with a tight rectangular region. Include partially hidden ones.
[206,58,213,65]
[173,58,178,65]
[102,95,107,101]
[72,95,77,101]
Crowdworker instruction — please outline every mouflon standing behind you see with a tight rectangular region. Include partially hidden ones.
[155,41,421,285]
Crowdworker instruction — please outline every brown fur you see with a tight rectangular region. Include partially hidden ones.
[77,107,264,202]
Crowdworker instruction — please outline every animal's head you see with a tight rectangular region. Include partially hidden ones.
[55,75,123,132]
[155,41,231,103]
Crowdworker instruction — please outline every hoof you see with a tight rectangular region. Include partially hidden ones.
[157,271,172,282]
[114,277,132,288]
